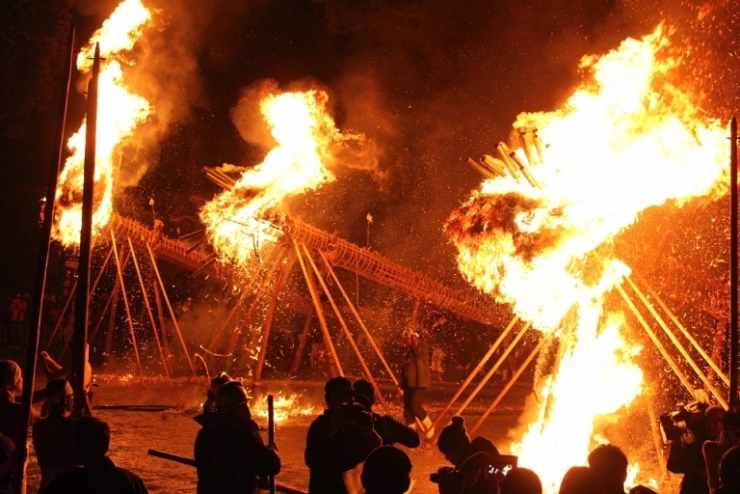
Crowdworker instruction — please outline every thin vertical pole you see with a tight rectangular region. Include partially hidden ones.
[731,116,738,408]
[20,22,76,489]
[293,239,343,376]
[111,231,145,386]
[146,242,196,377]
[71,42,100,410]
[128,238,171,381]
[289,309,314,378]
[152,280,171,367]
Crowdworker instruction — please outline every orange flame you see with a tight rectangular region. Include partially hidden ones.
[251,393,316,423]
[200,89,361,267]
[53,0,152,246]
[446,25,728,492]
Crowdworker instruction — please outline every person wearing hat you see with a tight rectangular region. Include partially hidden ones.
[202,372,233,415]
[401,321,434,438]
[435,415,503,494]
[361,445,413,494]
[32,379,79,493]
[0,360,40,494]
[194,380,280,493]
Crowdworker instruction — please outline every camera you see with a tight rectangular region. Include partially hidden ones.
[659,402,707,445]
[430,466,456,484]
[487,454,518,476]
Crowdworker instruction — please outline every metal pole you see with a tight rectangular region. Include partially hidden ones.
[71,42,100,411]
[731,116,738,408]
[20,22,75,491]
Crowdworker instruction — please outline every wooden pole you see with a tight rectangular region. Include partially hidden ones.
[253,255,297,393]
[20,24,76,491]
[624,276,727,406]
[426,315,519,439]
[146,242,196,377]
[451,321,531,418]
[709,319,728,384]
[128,239,171,381]
[70,42,100,416]
[111,230,146,386]
[303,244,390,413]
[104,245,128,358]
[469,336,544,435]
[293,239,343,376]
[268,394,276,494]
[317,250,399,388]
[636,274,729,385]
[615,283,697,398]
[289,309,314,378]
[45,278,76,352]
[152,279,171,370]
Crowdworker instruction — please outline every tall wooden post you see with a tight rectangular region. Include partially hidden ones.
[71,42,100,411]
[20,23,76,491]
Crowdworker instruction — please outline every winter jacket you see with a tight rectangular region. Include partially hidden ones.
[371,412,420,448]
[402,339,431,388]
[45,456,147,494]
[194,410,280,494]
[305,406,382,494]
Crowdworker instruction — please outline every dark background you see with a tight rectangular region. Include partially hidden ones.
[0,0,737,310]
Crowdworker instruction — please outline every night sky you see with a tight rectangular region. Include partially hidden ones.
[0,0,737,307]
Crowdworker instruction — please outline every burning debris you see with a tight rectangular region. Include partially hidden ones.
[445,24,730,492]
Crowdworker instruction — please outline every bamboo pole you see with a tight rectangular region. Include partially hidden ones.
[615,283,696,397]
[293,239,343,376]
[709,319,727,384]
[152,279,171,368]
[146,242,196,377]
[253,255,297,391]
[46,279,76,352]
[303,244,390,413]
[111,230,146,386]
[625,276,727,406]
[128,238,171,381]
[317,250,399,389]
[469,336,545,435]
[290,309,314,378]
[636,274,729,385]
[426,315,520,439]
[104,244,127,358]
[451,321,531,418]
[645,388,668,478]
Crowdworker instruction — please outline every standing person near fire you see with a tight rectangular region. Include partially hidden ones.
[194,380,280,493]
[401,320,434,438]
[8,294,28,348]
[32,379,79,492]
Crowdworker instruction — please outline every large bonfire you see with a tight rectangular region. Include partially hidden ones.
[445,25,729,492]
[52,0,153,246]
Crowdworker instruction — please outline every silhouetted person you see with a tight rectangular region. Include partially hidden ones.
[588,443,658,494]
[353,379,420,448]
[401,322,434,438]
[361,445,413,494]
[45,416,147,493]
[435,415,502,494]
[500,467,542,494]
[704,410,739,494]
[716,445,740,494]
[202,371,233,415]
[0,433,14,494]
[0,360,39,494]
[194,380,280,493]
[32,379,79,493]
[559,466,600,494]
[305,377,381,493]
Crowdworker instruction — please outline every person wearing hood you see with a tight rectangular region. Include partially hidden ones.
[194,380,280,493]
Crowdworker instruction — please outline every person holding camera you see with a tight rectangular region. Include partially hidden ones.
[432,415,506,494]
[305,377,381,493]
[401,322,434,439]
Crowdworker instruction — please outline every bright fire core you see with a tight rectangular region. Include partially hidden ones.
[445,25,728,492]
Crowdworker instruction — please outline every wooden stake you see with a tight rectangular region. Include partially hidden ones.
[146,242,196,377]
[469,336,544,435]
[303,244,390,413]
[128,238,171,382]
[426,315,520,439]
[111,230,146,386]
[152,279,171,373]
[289,309,314,378]
[293,239,343,376]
